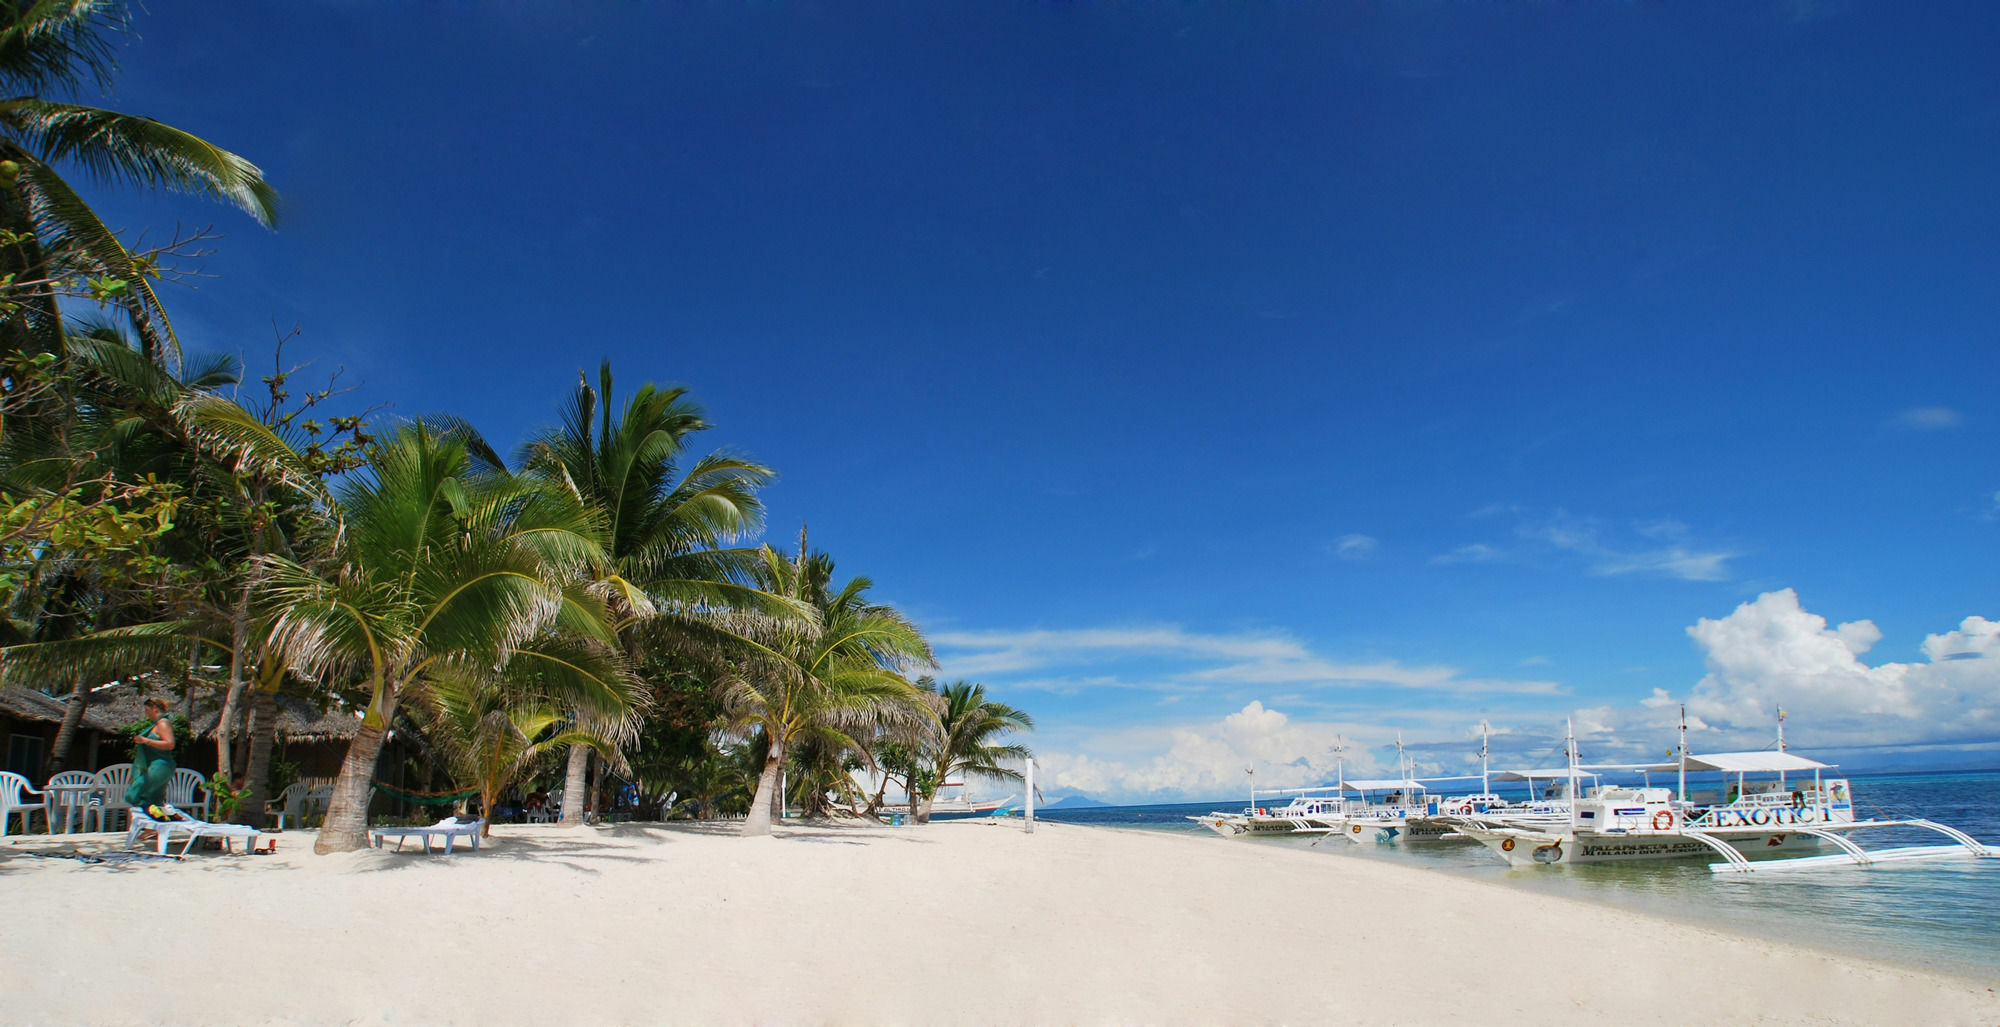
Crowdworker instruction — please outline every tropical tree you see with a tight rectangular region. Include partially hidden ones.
[407,638,637,836]
[517,361,775,825]
[719,530,934,836]
[914,679,1033,823]
[0,1,277,368]
[261,419,634,853]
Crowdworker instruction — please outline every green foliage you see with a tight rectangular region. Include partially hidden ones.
[204,770,250,823]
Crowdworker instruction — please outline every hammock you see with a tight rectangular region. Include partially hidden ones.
[371,780,481,806]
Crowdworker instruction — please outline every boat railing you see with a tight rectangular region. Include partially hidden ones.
[1705,818,1996,876]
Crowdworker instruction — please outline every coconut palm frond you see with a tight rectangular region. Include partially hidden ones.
[1,100,278,226]
[0,2,125,95]
[0,619,210,685]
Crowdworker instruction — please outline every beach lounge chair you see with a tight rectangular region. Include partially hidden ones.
[126,806,263,856]
[85,764,135,833]
[43,771,96,834]
[166,768,212,821]
[0,771,47,837]
[369,816,485,854]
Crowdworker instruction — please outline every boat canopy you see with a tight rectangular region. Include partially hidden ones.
[1341,779,1427,792]
[1490,768,1599,781]
[1620,751,1835,774]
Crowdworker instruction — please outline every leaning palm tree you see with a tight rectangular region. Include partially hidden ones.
[0,1,277,368]
[518,361,776,825]
[261,419,630,853]
[719,531,935,836]
[915,679,1033,823]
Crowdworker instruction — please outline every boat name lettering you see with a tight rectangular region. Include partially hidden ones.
[1710,806,1831,828]
[1578,842,1709,858]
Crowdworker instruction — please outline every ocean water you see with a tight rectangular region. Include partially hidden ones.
[1031,770,2000,980]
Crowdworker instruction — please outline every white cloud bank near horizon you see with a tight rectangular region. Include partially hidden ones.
[1011,590,2000,803]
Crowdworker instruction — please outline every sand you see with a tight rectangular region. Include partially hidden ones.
[2,818,1995,1026]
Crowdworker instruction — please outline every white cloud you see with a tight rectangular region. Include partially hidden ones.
[933,626,1306,677]
[1332,534,1378,560]
[934,625,1557,696]
[1432,543,1501,565]
[1434,511,1735,581]
[1034,701,1393,802]
[1522,517,1737,582]
[1676,589,2000,747]
[1890,406,1963,430]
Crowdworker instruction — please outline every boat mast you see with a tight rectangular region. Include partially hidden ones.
[1777,705,1788,791]
[1678,704,1688,803]
[1480,720,1491,797]
[1565,717,1580,827]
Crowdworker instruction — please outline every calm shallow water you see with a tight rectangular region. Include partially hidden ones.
[1033,771,2000,980]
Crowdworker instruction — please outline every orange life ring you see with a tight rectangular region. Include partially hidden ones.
[1351,824,1362,834]
[1652,810,1674,831]
[1257,808,1268,816]
[1457,804,1474,814]
[1501,838,1516,851]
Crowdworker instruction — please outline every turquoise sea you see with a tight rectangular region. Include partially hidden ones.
[1031,770,2000,980]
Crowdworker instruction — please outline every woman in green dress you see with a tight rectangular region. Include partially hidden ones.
[125,697,177,808]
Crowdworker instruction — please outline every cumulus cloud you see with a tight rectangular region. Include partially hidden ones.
[1035,701,1390,801]
[1890,406,1963,430]
[1331,534,1378,560]
[1674,589,2000,746]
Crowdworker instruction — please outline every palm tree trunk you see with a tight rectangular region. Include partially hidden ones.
[237,683,279,825]
[315,718,388,854]
[741,737,785,837]
[42,672,90,776]
[213,586,253,779]
[559,743,589,826]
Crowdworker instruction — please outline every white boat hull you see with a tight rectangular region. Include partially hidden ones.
[1458,824,1825,866]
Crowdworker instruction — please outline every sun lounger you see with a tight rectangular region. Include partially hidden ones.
[127,806,264,856]
[369,816,486,854]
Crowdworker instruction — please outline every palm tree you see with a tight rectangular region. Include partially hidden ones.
[0,2,277,368]
[915,679,1033,823]
[719,530,934,836]
[261,419,633,853]
[518,361,775,825]
[407,636,637,836]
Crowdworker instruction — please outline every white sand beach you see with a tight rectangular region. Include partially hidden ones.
[3,819,1995,1026]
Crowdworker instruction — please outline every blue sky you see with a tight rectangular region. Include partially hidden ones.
[84,2,1998,800]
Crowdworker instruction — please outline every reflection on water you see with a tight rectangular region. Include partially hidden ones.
[1034,771,2000,978]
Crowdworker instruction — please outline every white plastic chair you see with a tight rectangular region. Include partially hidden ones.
[266,781,314,829]
[166,768,211,821]
[0,771,47,837]
[86,764,135,833]
[44,770,95,834]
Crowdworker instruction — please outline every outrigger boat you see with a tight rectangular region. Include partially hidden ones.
[1453,713,1998,875]
[1189,787,1352,837]
[1190,739,1358,838]
[1345,725,1576,845]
